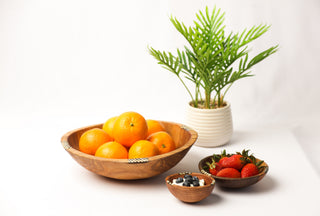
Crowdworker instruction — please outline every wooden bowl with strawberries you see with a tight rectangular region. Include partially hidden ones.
[61,121,197,180]
[198,150,269,188]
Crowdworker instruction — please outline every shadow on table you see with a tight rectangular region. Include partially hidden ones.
[217,175,277,194]
[91,170,169,189]
[187,176,276,206]
[191,193,223,206]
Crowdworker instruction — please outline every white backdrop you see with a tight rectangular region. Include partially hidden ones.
[1,0,319,164]
[1,0,320,214]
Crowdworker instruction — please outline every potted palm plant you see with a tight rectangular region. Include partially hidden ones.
[149,6,278,147]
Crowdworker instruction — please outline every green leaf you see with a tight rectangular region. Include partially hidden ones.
[247,45,279,69]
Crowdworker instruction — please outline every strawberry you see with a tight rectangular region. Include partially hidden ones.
[208,164,221,176]
[216,168,241,178]
[206,159,222,176]
[220,154,246,170]
[216,149,229,165]
[241,156,264,178]
[241,163,259,178]
[205,149,229,175]
[218,156,229,166]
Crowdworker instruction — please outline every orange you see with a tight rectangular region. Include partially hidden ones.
[102,116,118,138]
[147,131,176,154]
[128,140,159,159]
[146,119,165,136]
[112,111,148,148]
[79,128,113,155]
[95,141,128,159]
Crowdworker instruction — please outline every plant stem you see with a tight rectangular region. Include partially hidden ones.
[213,94,217,108]
[205,90,211,109]
[194,84,200,107]
[223,83,233,99]
[217,91,221,107]
[178,75,195,104]
[199,87,203,102]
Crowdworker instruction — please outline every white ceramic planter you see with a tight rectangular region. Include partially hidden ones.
[185,102,233,147]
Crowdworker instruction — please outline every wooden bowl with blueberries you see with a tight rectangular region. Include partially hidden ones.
[165,172,215,203]
[198,149,269,188]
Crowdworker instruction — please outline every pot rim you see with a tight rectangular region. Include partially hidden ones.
[188,101,231,111]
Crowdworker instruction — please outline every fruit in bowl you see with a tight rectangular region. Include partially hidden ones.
[78,111,179,159]
[198,149,269,188]
[61,111,198,180]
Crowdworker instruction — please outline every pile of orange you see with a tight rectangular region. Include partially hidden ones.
[78,111,176,159]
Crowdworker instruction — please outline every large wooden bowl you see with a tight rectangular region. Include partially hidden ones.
[61,121,198,180]
[199,155,269,188]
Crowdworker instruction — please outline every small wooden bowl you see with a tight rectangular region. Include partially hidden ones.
[198,155,269,188]
[165,172,215,203]
[61,121,197,180]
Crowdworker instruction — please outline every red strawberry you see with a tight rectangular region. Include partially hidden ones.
[206,160,222,176]
[220,154,246,170]
[216,168,241,178]
[209,165,220,176]
[218,156,229,166]
[241,152,265,178]
[241,163,259,178]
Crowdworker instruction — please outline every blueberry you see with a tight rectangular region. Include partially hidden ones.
[184,178,193,184]
[175,177,183,183]
[183,181,191,187]
[192,181,200,187]
[192,176,199,181]
[184,174,192,179]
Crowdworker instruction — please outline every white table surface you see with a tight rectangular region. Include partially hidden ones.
[1,122,319,216]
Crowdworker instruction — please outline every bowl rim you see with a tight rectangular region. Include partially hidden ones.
[61,121,198,163]
[165,172,215,189]
[198,155,269,181]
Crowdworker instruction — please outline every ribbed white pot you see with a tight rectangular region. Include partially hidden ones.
[185,102,233,147]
